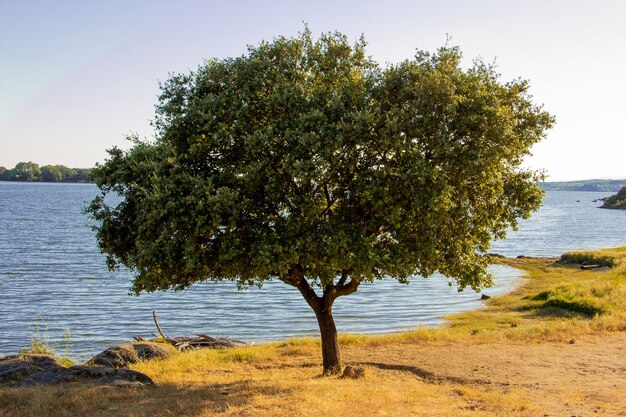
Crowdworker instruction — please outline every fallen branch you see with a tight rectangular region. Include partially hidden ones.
[152,310,168,340]
[140,312,246,351]
[166,334,247,351]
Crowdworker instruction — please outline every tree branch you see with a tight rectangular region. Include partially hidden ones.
[279,264,322,312]
[323,276,360,307]
[337,270,349,286]
[296,276,322,311]
[334,278,360,298]
[152,310,168,339]
[279,274,300,287]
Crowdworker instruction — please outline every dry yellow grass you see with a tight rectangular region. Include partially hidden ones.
[2,247,626,417]
[0,354,538,417]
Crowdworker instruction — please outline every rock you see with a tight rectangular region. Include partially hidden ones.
[569,339,576,344]
[15,365,154,387]
[86,341,177,368]
[342,365,365,379]
[480,294,491,300]
[0,355,65,386]
[580,264,601,270]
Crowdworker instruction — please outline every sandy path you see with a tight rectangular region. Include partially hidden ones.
[344,333,626,416]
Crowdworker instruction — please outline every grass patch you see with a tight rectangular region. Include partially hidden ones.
[558,250,618,267]
[526,286,607,316]
[19,321,74,367]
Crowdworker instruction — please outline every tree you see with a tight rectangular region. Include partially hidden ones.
[41,165,65,182]
[87,29,554,375]
[602,186,626,209]
[67,168,91,183]
[12,161,42,181]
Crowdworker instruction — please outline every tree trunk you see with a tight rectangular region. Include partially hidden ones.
[315,307,341,375]
[285,271,359,376]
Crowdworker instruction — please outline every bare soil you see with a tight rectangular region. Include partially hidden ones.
[341,333,626,416]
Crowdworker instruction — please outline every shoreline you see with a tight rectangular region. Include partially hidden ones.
[4,185,626,360]
[3,247,622,361]
[2,247,625,417]
[2,263,526,362]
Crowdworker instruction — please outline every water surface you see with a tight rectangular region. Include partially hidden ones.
[0,183,624,359]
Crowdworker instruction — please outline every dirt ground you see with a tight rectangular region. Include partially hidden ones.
[340,333,626,416]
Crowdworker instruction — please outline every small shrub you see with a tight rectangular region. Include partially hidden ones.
[529,291,550,301]
[542,299,604,316]
[20,321,54,356]
[526,285,607,317]
[19,320,74,366]
[559,252,616,267]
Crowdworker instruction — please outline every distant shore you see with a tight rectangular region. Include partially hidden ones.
[0,162,91,183]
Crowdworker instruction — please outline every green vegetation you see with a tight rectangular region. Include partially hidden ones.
[601,186,626,209]
[540,178,626,192]
[19,321,54,356]
[0,162,91,183]
[558,251,617,267]
[428,247,626,339]
[86,28,553,375]
[19,321,74,366]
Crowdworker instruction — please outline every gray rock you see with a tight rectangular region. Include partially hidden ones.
[342,365,366,379]
[86,342,176,368]
[0,355,65,386]
[15,365,154,387]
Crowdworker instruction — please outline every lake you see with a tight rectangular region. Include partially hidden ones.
[0,183,624,360]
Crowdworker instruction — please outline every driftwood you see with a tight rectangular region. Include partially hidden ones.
[132,311,247,351]
[152,311,168,340]
[164,334,247,351]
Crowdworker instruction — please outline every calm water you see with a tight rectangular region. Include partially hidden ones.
[0,183,624,360]
[490,190,626,257]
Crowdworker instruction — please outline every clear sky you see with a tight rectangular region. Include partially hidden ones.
[1,0,625,180]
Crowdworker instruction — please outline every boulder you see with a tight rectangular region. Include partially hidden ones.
[342,365,366,379]
[86,341,176,368]
[15,365,154,387]
[0,355,65,386]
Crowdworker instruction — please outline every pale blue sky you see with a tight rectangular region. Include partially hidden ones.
[1,0,625,180]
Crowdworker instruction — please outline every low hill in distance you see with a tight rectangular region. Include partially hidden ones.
[2,163,624,190]
[540,179,626,192]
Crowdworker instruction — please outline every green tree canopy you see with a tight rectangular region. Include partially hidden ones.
[87,29,553,374]
[12,161,42,181]
[602,186,626,209]
[0,163,90,182]
[42,165,70,182]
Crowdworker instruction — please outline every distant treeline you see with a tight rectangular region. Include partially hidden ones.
[0,162,92,183]
[541,179,626,192]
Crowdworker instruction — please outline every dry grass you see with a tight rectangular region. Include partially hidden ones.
[0,360,536,417]
[2,247,626,417]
